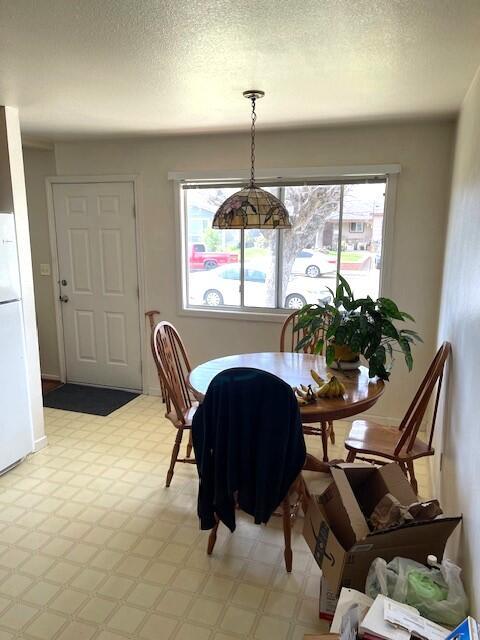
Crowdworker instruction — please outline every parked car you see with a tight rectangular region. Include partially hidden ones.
[375,251,382,269]
[189,263,332,309]
[292,249,336,278]
[189,243,239,271]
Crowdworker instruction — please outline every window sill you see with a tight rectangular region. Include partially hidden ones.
[178,306,290,324]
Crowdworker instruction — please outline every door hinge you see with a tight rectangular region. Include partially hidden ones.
[132,205,136,219]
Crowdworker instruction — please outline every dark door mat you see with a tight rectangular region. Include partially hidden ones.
[43,383,140,416]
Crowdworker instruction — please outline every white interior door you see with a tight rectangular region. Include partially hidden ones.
[52,182,142,390]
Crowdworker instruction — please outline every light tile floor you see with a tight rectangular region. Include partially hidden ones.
[0,396,431,640]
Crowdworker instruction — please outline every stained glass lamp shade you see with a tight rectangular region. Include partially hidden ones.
[212,184,291,229]
[212,90,292,230]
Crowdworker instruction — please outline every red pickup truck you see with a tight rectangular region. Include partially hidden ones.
[189,243,239,271]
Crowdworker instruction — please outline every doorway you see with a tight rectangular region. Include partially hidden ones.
[50,180,142,391]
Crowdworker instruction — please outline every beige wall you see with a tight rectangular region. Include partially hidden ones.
[23,148,59,377]
[29,120,454,421]
[435,68,480,615]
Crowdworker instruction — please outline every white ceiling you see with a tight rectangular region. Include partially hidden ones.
[1,0,480,141]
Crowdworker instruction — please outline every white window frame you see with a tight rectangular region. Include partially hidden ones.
[171,165,400,323]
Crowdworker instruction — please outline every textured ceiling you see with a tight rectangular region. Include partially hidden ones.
[1,0,480,140]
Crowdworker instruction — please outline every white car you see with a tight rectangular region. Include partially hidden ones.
[293,249,336,278]
[189,263,332,309]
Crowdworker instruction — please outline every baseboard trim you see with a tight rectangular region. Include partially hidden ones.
[34,435,48,452]
[41,373,62,381]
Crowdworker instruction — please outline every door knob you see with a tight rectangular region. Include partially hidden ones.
[59,295,69,303]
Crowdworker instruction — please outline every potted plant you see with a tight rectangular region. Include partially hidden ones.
[295,274,422,380]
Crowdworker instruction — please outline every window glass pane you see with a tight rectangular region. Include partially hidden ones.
[185,187,241,307]
[280,185,340,310]
[182,179,386,312]
[243,229,277,308]
[339,183,385,299]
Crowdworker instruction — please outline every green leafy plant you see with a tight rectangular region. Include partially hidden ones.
[295,274,422,380]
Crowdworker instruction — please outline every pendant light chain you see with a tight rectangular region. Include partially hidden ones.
[211,89,292,230]
[250,96,256,186]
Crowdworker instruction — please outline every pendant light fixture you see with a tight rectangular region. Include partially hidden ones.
[212,90,292,229]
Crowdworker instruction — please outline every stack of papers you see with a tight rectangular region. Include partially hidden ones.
[359,595,449,640]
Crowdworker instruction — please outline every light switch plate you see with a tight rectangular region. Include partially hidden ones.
[40,263,51,276]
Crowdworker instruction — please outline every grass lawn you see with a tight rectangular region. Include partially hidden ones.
[328,250,367,263]
[243,247,269,260]
[235,247,369,263]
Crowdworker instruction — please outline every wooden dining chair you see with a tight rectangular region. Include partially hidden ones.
[194,367,309,573]
[344,342,451,493]
[152,321,197,487]
[207,474,309,573]
[146,310,166,403]
[280,309,330,354]
[280,310,335,461]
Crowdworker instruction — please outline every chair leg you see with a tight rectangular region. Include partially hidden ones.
[329,420,335,444]
[282,495,293,573]
[298,474,310,515]
[320,421,329,462]
[166,427,184,487]
[186,430,193,458]
[406,460,418,495]
[207,519,219,555]
[346,450,356,463]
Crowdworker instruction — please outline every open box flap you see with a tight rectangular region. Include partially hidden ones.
[330,465,371,541]
[353,463,419,516]
[377,463,418,504]
[364,515,462,543]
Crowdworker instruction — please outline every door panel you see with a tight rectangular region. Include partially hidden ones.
[53,182,142,390]
[100,229,124,295]
[75,309,97,362]
[69,229,92,293]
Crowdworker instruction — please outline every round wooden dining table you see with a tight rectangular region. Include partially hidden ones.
[188,352,385,463]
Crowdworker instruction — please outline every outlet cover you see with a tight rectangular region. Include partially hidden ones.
[40,263,51,276]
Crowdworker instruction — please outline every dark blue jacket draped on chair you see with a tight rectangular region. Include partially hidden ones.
[192,367,306,532]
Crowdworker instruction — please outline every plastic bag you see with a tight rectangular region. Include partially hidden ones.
[365,557,468,627]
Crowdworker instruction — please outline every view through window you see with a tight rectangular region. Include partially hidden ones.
[183,180,386,312]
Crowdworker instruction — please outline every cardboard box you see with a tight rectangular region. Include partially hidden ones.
[319,576,340,621]
[303,463,461,594]
[446,617,480,640]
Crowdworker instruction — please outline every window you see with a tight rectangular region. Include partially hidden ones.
[349,222,364,233]
[182,179,386,313]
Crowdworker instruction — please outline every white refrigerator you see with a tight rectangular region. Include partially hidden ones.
[0,212,34,473]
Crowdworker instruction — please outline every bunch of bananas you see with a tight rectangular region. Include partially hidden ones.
[293,384,316,405]
[294,369,346,404]
[316,375,346,398]
[310,369,325,388]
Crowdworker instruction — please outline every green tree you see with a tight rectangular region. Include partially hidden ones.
[202,227,221,251]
